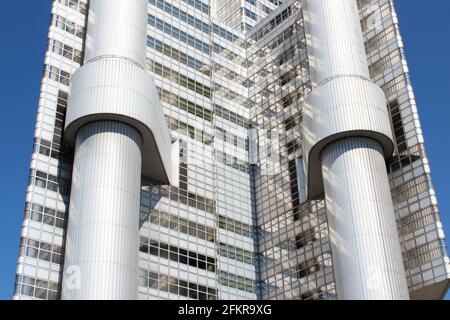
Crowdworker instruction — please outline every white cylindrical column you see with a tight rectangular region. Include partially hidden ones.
[322,138,409,299]
[302,0,409,299]
[305,0,371,84]
[62,0,152,300]
[62,122,142,300]
[84,0,148,66]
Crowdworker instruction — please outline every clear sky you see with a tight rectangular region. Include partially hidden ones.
[0,1,449,300]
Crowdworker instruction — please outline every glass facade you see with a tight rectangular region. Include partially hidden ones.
[13,0,450,300]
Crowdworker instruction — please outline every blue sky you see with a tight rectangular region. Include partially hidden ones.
[0,1,449,300]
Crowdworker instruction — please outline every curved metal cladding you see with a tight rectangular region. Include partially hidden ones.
[322,137,409,299]
[83,0,148,67]
[62,0,175,299]
[302,0,409,299]
[62,122,142,300]
[65,57,174,184]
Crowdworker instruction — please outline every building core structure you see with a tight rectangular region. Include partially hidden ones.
[14,0,450,300]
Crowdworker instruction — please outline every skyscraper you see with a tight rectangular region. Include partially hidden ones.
[13,0,450,300]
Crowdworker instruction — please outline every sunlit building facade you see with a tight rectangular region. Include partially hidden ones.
[13,0,450,300]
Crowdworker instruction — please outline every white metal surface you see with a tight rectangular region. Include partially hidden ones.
[84,0,148,67]
[62,0,175,300]
[322,137,409,299]
[62,122,142,300]
[302,76,394,199]
[302,0,409,299]
[65,57,175,184]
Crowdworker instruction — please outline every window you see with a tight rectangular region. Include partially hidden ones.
[140,237,216,272]
[139,269,216,300]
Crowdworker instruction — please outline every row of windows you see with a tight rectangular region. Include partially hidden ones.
[147,35,210,76]
[275,42,302,67]
[244,8,257,21]
[148,4,243,65]
[300,288,336,300]
[369,50,401,79]
[150,0,240,44]
[212,24,240,43]
[215,127,248,150]
[218,215,254,238]
[247,4,296,43]
[393,175,428,205]
[218,242,254,265]
[57,0,87,15]
[49,39,83,64]
[24,202,65,229]
[139,237,216,272]
[213,62,246,85]
[19,238,63,265]
[167,116,213,146]
[279,81,311,109]
[44,65,70,86]
[284,111,303,131]
[14,275,59,300]
[216,2,244,31]
[360,1,392,34]
[51,90,68,151]
[364,25,395,55]
[161,185,216,214]
[388,99,407,153]
[285,137,302,156]
[34,137,71,162]
[248,18,304,68]
[269,227,322,256]
[29,169,70,196]
[280,67,300,87]
[403,241,443,270]
[147,209,215,242]
[182,0,210,15]
[139,269,216,300]
[34,91,73,161]
[212,42,246,66]
[213,82,247,107]
[157,87,212,121]
[295,229,320,250]
[214,104,249,128]
[158,94,248,146]
[219,270,256,293]
[216,151,249,173]
[297,257,323,278]
[398,206,437,237]
[147,59,211,98]
[148,14,210,54]
[149,0,210,34]
[381,74,406,99]
[50,14,86,39]
[246,0,272,15]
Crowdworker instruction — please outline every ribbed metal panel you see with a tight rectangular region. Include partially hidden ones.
[302,0,409,299]
[302,76,394,199]
[84,0,148,67]
[65,57,174,184]
[61,0,176,299]
[304,0,370,85]
[62,121,142,300]
[322,137,409,300]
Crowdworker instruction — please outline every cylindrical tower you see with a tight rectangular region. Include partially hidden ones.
[61,0,175,299]
[63,122,142,299]
[302,0,409,299]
